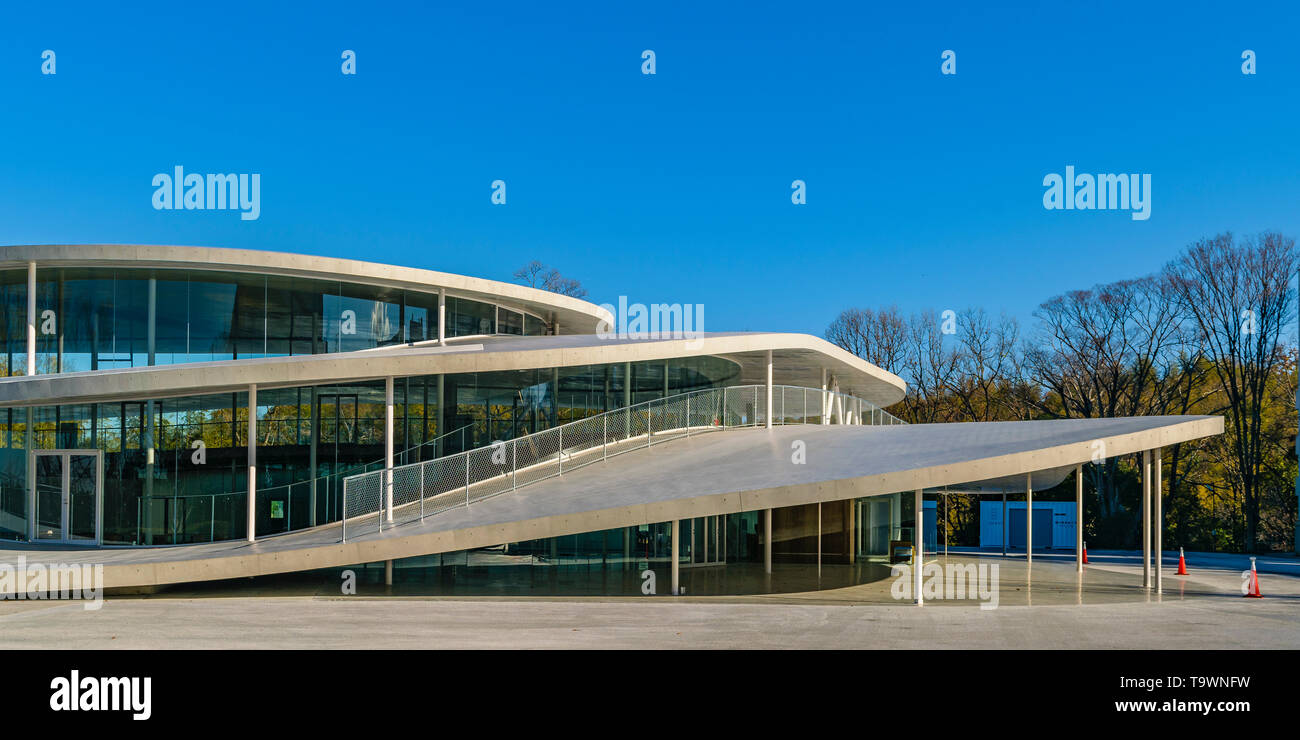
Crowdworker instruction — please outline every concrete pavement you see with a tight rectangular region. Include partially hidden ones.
[1,552,1294,649]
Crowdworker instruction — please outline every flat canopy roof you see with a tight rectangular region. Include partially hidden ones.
[0,414,1222,590]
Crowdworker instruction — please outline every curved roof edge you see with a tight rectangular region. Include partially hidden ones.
[0,243,613,334]
[0,332,908,408]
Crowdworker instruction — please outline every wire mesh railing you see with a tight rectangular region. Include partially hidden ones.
[341,384,904,541]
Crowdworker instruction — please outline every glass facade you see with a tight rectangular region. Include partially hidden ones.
[315,500,905,598]
[0,267,550,376]
[0,355,741,544]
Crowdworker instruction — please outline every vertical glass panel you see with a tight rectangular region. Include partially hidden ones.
[68,454,97,540]
[0,272,28,376]
[188,275,238,362]
[498,308,523,335]
[34,454,63,540]
[154,276,190,364]
[229,274,267,359]
[446,297,495,337]
[404,291,438,344]
[524,313,547,337]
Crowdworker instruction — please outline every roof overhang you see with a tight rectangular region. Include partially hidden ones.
[0,243,613,334]
[0,332,907,408]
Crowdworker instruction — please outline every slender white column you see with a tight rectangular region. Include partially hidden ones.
[384,559,393,586]
[765,350,773,429]
[385,376,394,523]
[1001,490,1007,556]
[764,508,772,574]
[1026,472,1033,563]
[26,261,35,376]
[437,289,446,344]
[1075,464,1084,573]
[671,519,680,595]
[247,384,257,542]
[1154,448,1163,593]
[914,488,923,605]
[820,368,828,424]
[1142,450,1152,588]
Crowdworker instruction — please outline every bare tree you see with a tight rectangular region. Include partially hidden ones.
[513,260,548,288]
[948,308,1021,422]
[1166,231,1298,552]
[513,261,588,299]
[1022,275,1191,535]
[824,306,907,374]
[900,309,959,423]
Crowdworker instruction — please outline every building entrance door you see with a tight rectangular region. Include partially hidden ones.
[684,515,725,567]
[31,450,102,544]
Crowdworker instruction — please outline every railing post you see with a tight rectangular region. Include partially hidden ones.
[558,426,563,475]
[419,460,425,521]
[341,480,347,542]
[210,495,215,543]
[603,414,608,459]
[512,439,518,490]
[685,395,690,437]
[464,455,470,508]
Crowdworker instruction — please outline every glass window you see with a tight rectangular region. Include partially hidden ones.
[524,313,548,336]
[446,297,495,337]
[498,308,523,335]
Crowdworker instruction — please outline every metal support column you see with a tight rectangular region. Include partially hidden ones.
[1002,489,1007,556]
[26,261,35,376]
[437,289,446,345]
[385,376,394,523]
[914,488,923,605]
[247,384,257,542]
[1026,472,1033,563]
[1142,449,1152,589]
[820,368,828,424]
[765,350,773,429]
[671,519,680,595]
[1154,448,1163,593]
[1075,464,1083,573]
[764,508,772,574]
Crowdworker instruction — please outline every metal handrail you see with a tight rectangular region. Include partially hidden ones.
[341,384,903,541]
[130,420,477,545]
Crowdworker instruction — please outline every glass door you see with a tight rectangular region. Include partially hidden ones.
[684,515,726,567]
[30,450,101,544]
[33,454,63,540]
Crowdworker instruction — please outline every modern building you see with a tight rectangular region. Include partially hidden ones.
[0,245,1223,600]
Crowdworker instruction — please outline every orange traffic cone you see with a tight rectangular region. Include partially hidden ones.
[1081,541,1088,564]
[1177,547,1188,575]
[1244,557,1263,598]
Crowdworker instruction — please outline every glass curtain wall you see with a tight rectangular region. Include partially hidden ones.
[0,267,550,376]
[0,354,741,544]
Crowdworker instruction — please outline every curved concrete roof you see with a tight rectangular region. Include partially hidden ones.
[0,414,1222,590]
[0,243,612,334]
[0,332,909,408]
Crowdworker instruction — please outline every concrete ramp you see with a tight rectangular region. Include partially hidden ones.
[0,415,1222,590]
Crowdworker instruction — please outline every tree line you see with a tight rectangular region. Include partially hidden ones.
[826,232,1298,554]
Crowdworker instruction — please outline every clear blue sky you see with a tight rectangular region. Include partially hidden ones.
[1,1,1296,334]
